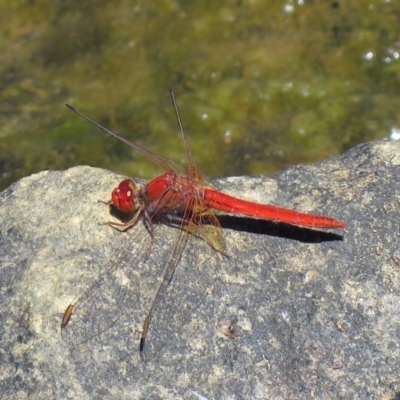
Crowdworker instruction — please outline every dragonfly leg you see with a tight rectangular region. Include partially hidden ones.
[141,209,159,257]
[142,209,156,240]
[99,206,144,231]
[97,199,112,206]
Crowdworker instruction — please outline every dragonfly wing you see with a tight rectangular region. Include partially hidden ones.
[140,198,227,360]
[61,212,219,362]
[168,88,214,184]
[62,185,227,361]
[66,104,180,173]
[61,217,193,358]
[139,226,224,361]
[61,220,151,349]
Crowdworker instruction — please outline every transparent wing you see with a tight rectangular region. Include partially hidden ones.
[61,191,227,361]
[66,104,179,173]
[60,218,157,348]
[139,196,227,361]
[168,87,213,184]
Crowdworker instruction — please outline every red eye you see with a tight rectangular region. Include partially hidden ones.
[111,179,137,212]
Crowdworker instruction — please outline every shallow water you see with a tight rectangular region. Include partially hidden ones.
[0,0,399,191]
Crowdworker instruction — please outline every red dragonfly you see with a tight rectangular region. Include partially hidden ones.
[62,89,346,360]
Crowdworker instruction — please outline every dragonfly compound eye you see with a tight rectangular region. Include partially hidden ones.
[111,179,137,212]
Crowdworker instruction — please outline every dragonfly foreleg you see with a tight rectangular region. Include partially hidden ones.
[99,205,145,232]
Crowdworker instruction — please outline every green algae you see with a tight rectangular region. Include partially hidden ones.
[1,0,400,191]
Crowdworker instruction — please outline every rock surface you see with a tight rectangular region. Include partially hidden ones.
[1,140,399,399]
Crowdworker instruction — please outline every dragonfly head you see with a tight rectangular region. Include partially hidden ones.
[111,179,138,212]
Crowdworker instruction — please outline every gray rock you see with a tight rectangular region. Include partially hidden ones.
[1,140,399,399]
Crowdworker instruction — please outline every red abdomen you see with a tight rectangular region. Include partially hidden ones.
[203,189,346,229]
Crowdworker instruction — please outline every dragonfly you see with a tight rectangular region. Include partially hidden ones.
[62,88,346,361]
